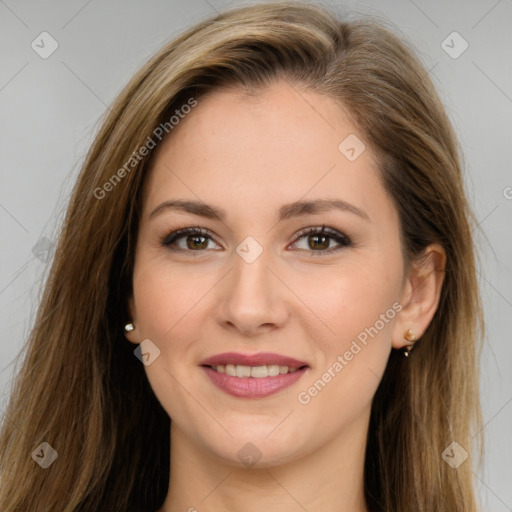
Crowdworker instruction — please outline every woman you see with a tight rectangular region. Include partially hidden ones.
[0,2,484,511]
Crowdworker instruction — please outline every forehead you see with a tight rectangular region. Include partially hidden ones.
[142,81,395,227]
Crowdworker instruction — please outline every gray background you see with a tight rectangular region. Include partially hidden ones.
[1,0,511,509]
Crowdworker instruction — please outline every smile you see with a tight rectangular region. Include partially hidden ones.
[201,365,309,398]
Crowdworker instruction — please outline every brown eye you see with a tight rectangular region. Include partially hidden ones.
[185,234,209,250]
[162,227,220,252]
[307,233,330,250]
[291,226,352,254]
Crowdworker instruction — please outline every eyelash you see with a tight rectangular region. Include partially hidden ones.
[161,224,352,255]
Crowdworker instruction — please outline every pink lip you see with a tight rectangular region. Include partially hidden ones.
[201,366,308,398]
[199,352,309,368]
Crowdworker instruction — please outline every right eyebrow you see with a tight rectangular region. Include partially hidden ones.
[149,200,226,221]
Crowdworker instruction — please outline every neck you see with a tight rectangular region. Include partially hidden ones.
[158,409,371,512]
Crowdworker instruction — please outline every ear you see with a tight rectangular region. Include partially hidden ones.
[124,295,140,345]
[392,243,446,350]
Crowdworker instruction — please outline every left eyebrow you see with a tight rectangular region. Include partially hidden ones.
[277,199,371,222]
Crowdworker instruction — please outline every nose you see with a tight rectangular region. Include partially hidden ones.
[215,244,290,337]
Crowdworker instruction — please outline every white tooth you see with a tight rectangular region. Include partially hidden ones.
[220,364,297,378]
[225,364,236,376]
[267,364,280,376]
[251,365,268,378]
[236,365,251,378]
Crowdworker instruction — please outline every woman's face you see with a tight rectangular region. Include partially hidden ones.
[128,81,407,467]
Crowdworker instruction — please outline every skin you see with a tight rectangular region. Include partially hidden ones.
[125,80,446,512]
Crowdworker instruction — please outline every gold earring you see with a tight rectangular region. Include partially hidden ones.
[403,328,416,357]
[124,323,134,332]
[404,328,416,341]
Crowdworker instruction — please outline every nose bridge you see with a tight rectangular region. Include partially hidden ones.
[216,239,288,332]
[230,243,274,308]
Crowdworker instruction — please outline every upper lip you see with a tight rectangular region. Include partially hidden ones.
[199,352,309,368]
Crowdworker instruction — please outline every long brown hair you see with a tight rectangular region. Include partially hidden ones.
[0,2,483,510]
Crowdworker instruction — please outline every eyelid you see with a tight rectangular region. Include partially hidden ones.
[291,225,349,242]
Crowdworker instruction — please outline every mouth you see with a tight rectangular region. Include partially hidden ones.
[198,352,310,398]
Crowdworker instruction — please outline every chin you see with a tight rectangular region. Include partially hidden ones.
[199,427,310,470]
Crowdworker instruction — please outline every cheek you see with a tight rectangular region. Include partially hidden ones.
[295,257,400,342]
[294,266,397,430]
[132,256,212,338]
[295,257,400,409]
[131,260,211,421]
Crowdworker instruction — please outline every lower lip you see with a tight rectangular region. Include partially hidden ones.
[201,366,308,398]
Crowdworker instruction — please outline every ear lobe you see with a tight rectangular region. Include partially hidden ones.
[124,296,139,345]
[392,243,446,350]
